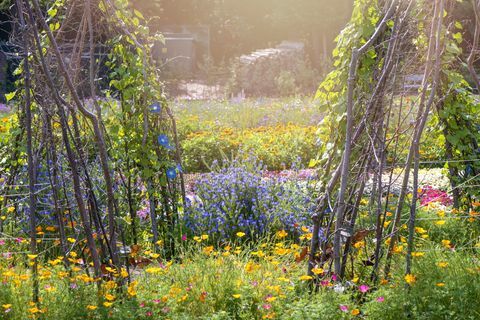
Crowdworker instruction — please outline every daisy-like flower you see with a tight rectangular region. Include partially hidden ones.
[276,230,288,238]
[404,273,416,285]
[236,232,246,238]
[339,305,348,312]
[358,284,369,293]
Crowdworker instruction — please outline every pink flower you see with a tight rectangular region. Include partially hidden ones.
[15,237,23,243]
[262,304,272,310]
[339,305,348,312]
[153,299,161,304]
[331,274,338,281]
[358,284,370,293]
[181,234,187,241]
[146,311,153,316]
[376,296,385,302]
[0,240,5,245]
[139,302,145,308]
[320,280,330,287]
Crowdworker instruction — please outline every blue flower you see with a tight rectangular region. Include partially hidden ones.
[166,167,177,180]
[157,134,173,149]
[149,102,161,113]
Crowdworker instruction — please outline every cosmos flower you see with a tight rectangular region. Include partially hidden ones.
[358,284,370,293]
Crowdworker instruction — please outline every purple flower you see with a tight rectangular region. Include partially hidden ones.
[339,305,348,312]
[376,296,385,302]
[181,234,187,241]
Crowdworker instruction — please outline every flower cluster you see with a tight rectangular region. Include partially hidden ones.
[182,159,316,240]
[419,185,452,206]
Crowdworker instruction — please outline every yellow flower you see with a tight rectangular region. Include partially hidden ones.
[86,305,97,310]
[232,294,241,299]
[105,266,116,273]
[299,275,313,281]
[351,309,360,316]
[311,267,324,275]
[276,230,288,238]
[27,254,38,260]
[411,252,425,257]
[6,206,14,213]
[265,296,276,302]
[149,253,160,259]
[415,227,427,234]
[353,241,365,249]
[29,307,42,314]
[437,262,448,268]
[104,293,115,301]
[435,220,446,226]
[201,234,209,240]
[103,302,113,307]
[436,282,445,287]
[441,239,451,248]
[203,246,214,255]
[67,238,76,243]
[146,267,163,274]
[244,261,260,273]
[301,226,310,233]
[105,281,117,290]
[392,245,403,254]
[127,282,137,297]
[236,232,246,238]
[404,273,416,285]
[274,247,289,255]
[2,304,12,309]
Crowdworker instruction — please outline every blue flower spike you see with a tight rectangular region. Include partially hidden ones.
[166,167,177,180]
[149,102,161,113]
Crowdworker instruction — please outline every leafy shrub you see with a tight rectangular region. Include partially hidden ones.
[181,124,318,172]
[182,158,317,241]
